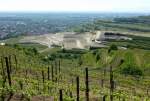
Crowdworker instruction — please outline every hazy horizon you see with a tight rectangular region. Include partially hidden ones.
[0,0,150,13]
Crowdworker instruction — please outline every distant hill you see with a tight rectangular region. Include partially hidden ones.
[114,15,150,24]
[73,15,150,33]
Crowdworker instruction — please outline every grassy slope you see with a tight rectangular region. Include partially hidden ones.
[0,36,23,44]
[0,43,149,100]
[0,36,48,51]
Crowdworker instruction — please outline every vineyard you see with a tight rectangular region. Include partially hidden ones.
[0,44,150,101]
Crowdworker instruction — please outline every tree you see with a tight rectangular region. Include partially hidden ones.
[121,65,143,76]
[108,44,118,53]
[32,47,38,55]
[110,44,118,50]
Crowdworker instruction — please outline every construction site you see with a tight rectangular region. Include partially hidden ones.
[20,31,132,49]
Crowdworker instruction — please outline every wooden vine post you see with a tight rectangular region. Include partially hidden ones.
[59,60,61,73]
[51,64,54,82]
[42,70,45,84]
[55,61,57,82]
[8,55,12,73]
[110,66,114,101]
[85,68,89,101]
[76,76,79,101]
[48,66,50,80]
[5,57,12,87]
[59,89,63,101]
[102,95,106,101]
[42,70,45,92]
[1,56,6,80]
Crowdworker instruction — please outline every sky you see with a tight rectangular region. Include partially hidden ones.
[0,0,149,13]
